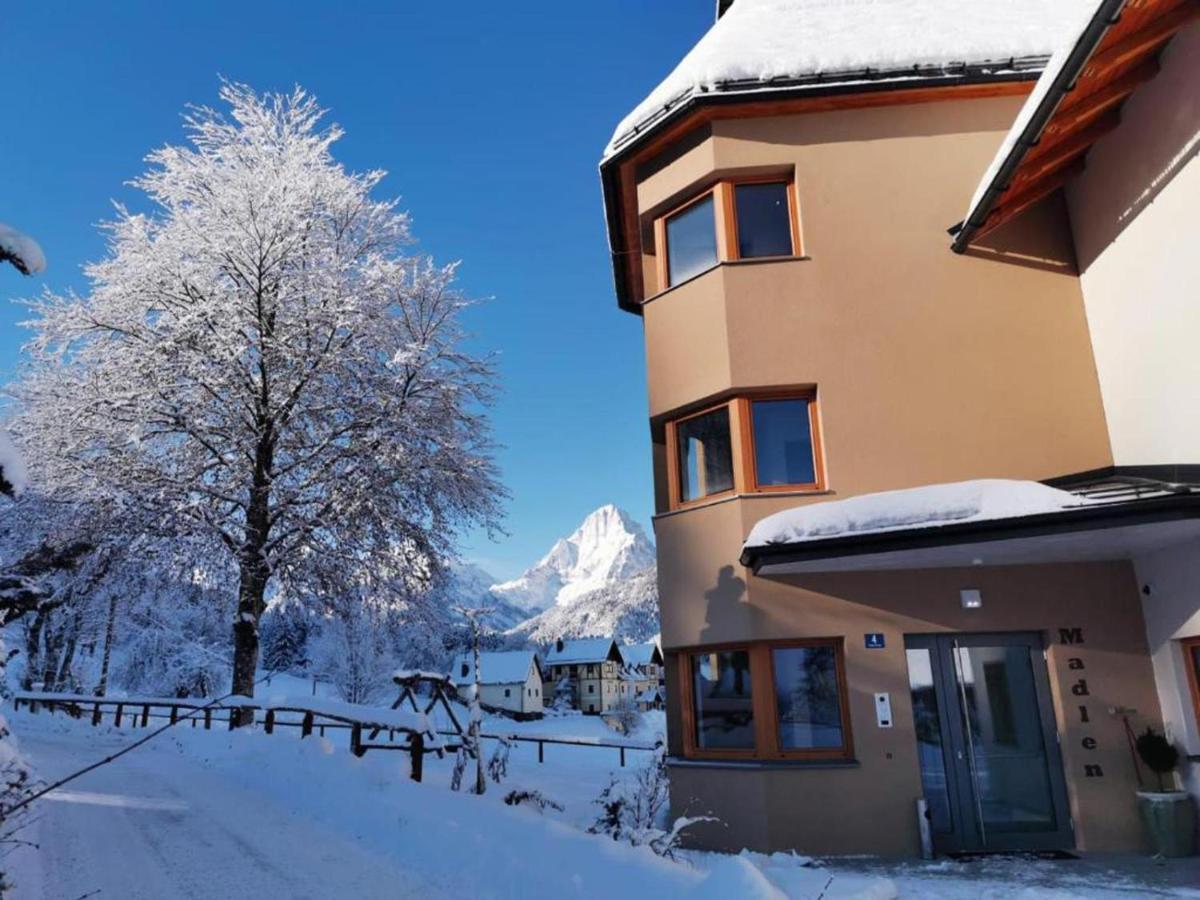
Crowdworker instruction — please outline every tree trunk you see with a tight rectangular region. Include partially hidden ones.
[55,607,84,691]
[230,460,272,726]
[96,593,119,697]
[23,608,47,691]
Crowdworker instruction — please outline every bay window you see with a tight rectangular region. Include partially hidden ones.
[655,175,801,291]
[680,638,853,761]
[665,391,823,509]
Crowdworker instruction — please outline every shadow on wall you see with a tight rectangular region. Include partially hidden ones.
[699,565,747,647]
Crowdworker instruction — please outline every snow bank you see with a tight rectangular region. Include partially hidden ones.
[961,2,1103,230]
[0,429,28,496]
[744,479,1081,549]
[606,0,1093,158]
[0,222,46,275]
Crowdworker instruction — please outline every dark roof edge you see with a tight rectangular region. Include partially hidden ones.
[1044,463,1200,488]
[602,67,1046,314]
[949,0,1127,252]
[739,493,1200,571]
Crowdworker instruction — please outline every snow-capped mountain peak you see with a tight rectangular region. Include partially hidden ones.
[490,505,655,613]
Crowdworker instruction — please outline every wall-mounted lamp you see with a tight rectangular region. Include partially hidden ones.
[960,589,983,610]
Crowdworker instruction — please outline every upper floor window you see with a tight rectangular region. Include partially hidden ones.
[656,176,800,292]
[665,390,823,510]
[733,182,795,260]
[676,405,735,504]
[665,193,718,287]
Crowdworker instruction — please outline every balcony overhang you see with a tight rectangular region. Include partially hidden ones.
[742,494,1200,576]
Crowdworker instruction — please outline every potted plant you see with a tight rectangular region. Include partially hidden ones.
[1135,727,1196,857]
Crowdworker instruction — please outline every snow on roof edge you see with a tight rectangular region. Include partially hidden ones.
[603,0,1095,163]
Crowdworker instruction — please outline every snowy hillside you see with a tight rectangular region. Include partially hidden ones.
[507,567,660,645]
[490,505,656,613]
[443,561,529,631]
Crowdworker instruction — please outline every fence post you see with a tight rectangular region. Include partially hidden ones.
[169,706,178,725]
[114,703,123,727]
[264,709,275,735]
[142,704,151,727]
[350,723,364,757]
[620,746,626,768]
[410,732,424,782]
[538,740,544,764]
[204,708,212,730]
[301,711,314,738]
[92,702,102,727]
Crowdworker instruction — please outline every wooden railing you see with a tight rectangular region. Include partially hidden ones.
[11,692,660,775]
[12,692,443,781]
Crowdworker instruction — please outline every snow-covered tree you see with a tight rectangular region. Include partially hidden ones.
[259,602,311,673]
[0,223,45,278]
[11,83,503,719]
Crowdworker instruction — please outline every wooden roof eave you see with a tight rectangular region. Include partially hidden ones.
[954,0,1200,250]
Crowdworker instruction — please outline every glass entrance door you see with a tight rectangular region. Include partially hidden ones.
[905,633,1073,854]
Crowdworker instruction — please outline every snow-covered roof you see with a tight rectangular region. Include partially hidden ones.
[604,0,1093,160]
[452,651,539,686]
[0,223,46,276]
[618,643,663,667]
[0,430,29,497]
[743,479,1082,550]
[543,637,620,666]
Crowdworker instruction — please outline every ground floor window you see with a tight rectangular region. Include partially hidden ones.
[1184,636,1200,726]
[679,638,852,761]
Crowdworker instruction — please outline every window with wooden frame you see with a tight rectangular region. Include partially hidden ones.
[665,390,823,510]
[654,175,802,292]
[678,638,853,762]
[1183,636,1200,728]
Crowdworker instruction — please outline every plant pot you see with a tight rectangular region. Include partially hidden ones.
[1136,791,1196,858]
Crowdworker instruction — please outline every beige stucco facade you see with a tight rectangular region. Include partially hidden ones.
[608,88,1176,857]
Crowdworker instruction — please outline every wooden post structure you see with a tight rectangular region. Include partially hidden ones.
[350,723,364,757]
[301,711,314,738]
[203,707,212,730]
[92,702,102,727]
[410,732,424,782]
[141,704,150,727]
[114,703,123,727]
[264,709,275,735]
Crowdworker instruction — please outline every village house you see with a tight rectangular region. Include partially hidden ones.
[452,650,544,719]
[619,643,666,710]
[542,638,623,714]
[600,0,1199,859]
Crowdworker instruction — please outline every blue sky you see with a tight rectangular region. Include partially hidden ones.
[0,1,714,580]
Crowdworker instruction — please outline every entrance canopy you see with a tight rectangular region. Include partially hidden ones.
[740,477,1200,575]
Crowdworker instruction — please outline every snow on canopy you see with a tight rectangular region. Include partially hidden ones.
[960,1,1104,232]
[0,223,46,275]
[743,479,1082,549]
[451,650,539,686]
[543,637,620,666]
[605,0,1093,160]
[0,430,29,496]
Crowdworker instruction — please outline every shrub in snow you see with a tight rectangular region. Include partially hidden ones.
[11,82,503,714]
[589,746,715,859]
[487,736,511,784]
[0,637,34,895]
[605,697,642,736]
[503,789,563,814]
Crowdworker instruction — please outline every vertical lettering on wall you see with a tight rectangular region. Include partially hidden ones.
[1059,627,1103,778]
[1059,627,1084,645]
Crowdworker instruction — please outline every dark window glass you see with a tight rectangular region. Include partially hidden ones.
[751,398,815,487]
[735,182,793,259]
[906,648,953,833]
[666,194,717,286]
[772,645,844,750]
[676,406,734,502]
[691,650,755,750]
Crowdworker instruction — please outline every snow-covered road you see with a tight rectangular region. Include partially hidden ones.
[10,726,436,899]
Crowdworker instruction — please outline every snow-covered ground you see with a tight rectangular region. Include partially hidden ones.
[6,708,1199,899]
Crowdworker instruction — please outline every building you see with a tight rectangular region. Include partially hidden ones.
[619,643,666,710]
[542,638,623,714]
[600,0,1199,858]
[452,650,544,719]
